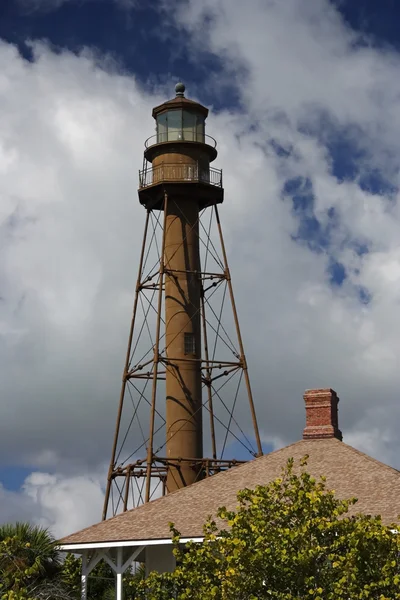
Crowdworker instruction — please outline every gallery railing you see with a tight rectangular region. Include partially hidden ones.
[144,133,217,148]
[139,163,223,189]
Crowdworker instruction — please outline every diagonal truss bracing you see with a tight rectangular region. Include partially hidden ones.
[103,199,262,519]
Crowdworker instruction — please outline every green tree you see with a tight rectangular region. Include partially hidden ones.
[137,457,400,600]
[0,522,61,583]
[0,535,40,600]
[0,523,61,596]
[60,553,81,598]
[0,523,71,600]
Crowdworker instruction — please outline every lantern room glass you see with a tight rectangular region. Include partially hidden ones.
[167,110,182,141]
[157,112,167,143]
[182,111,196,141]
[156,110,206,143]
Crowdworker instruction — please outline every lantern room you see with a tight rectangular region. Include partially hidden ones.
[139,83,223,210]
[155,83,206,143]
[156,109,205,143]
[143,83,218,163]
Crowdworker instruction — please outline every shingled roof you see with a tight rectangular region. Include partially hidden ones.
[60,435,400,546]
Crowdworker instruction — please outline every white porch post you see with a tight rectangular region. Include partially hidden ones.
[81,551,88,600]
[115,547,123,600]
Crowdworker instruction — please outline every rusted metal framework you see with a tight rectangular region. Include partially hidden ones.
[102,84,262,520]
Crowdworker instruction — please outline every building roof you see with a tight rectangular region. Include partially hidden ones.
[60,436,400,546]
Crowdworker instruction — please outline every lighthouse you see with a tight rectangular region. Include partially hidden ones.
[103,84,261,519]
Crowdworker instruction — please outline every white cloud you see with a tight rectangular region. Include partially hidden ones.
[161,0,400,460]
[3,0,400,531]
[0,40,162,469]
[22,471,105,538]
[0,484,35,525]
[0,469,105,538]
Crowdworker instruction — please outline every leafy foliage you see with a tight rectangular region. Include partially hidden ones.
[0,522,67,600]
[0,521,145,600]
[137,457,400,600]
[0,535,39,600]
[0,522,61,583]
[59,554,81,598]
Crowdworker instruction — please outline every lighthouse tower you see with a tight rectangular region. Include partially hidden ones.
[103,84,262,519]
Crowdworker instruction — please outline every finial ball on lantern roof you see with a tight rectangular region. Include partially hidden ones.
[175,82,186,97]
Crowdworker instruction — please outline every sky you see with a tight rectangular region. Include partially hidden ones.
[2,0,400,537]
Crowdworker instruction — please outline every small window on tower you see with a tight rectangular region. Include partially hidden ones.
[184,332,196,355]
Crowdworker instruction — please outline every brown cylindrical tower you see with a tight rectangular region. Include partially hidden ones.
[139,83,223,492]
[164,198,203,490]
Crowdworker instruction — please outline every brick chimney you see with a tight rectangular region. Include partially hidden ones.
[303,388,342,441]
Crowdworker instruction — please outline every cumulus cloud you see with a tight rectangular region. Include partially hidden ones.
[22,470,105,538]
[0,40,162,471]
[0,469,105,538]
[3,0,400,532]
[161,0,400,464]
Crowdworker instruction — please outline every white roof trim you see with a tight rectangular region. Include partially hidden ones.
[59,536,204,551]
[60,529,399,552]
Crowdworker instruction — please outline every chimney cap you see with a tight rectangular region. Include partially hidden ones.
[304,387,336,395]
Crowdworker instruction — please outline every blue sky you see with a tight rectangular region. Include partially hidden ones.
[2,0,400,535]
[2,0,400,108]
[0,0,231,108]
